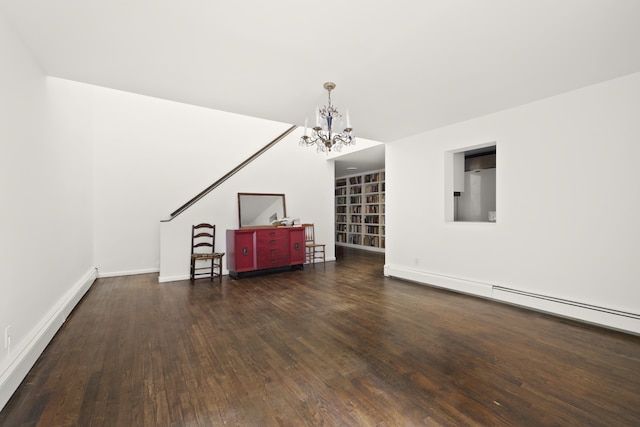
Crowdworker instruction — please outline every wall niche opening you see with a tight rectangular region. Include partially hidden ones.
[447,144,496,222]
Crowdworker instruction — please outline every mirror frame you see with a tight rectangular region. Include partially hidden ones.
[237,192,287,228]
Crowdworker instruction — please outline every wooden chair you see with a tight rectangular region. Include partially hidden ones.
[302,223,325,267]
[190,223,224,283]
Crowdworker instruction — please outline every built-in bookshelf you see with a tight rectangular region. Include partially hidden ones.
[335,170,385,252]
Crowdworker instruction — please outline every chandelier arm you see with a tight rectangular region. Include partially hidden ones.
[299,82,355,154]
[333,135,352,145]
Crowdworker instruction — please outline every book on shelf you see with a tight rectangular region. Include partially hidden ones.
[364,172,380,183]
[363,235,380,247]
[366,226,379,234]
[364,183,379,193]
[365,195,379,204]
[364,215,379,224]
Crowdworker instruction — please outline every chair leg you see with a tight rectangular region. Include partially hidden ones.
[212,257,221,283]
[191,257,224,283]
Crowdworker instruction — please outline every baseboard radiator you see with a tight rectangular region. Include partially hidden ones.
[493,286,640,321]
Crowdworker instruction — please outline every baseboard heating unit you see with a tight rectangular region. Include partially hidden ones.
[492,285,640,334]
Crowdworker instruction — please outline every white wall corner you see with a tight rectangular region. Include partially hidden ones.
[0,267,97,411]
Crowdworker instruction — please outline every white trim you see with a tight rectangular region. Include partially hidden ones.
[336,242,385,253]
[384,265,493,298]
[0,268,97,411]
[305,257,336,262]
[384,264,640,335]
[492,287,640,335]
[158,274,190,283]
[96,267,159,279]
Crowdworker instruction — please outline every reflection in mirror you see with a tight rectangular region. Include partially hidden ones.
[238,193,287,228]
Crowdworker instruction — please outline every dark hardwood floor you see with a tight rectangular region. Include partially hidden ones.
[2,248,640,426]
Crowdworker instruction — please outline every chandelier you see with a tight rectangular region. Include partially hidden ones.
[300,82,355,153]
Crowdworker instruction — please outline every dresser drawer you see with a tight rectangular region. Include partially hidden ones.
[256,248,290,269]
[256,228,287,245]
[256,229,289,268]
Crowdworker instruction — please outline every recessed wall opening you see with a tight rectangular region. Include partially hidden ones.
[446,143,496,222]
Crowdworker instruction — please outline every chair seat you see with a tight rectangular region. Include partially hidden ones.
[305,243,324,249]
[192,252,224,260]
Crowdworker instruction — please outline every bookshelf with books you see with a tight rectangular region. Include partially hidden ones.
[335,170,385,252]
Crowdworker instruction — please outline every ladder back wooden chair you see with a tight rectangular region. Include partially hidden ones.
[302,223,326,267]
[190,223,224,283]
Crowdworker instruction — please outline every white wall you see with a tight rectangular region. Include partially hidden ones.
[159,130,336,282]
[385,72,640,334]
[0,16,95,410]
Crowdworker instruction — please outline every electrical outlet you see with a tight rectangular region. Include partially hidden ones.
[4,326,10,350]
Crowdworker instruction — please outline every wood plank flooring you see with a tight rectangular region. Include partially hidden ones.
[2,248,640,426]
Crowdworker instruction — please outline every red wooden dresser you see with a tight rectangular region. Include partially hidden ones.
[226,227,306,278]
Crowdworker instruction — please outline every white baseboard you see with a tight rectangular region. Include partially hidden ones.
[0,267,97,411]
[336,242,385,253]
[158,274,190,283]
[492,286,640,335]
[384,264,640,335]
[97,267,159,279]
[384,265,493,298]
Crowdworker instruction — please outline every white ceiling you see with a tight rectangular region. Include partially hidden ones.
[334,144,386,177]
[2,0,639,148]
